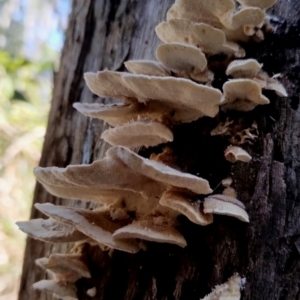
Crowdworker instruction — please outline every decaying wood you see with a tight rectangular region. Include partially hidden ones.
[19,0,300,299]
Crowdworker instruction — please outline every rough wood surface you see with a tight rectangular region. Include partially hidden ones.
[19,0,300,299]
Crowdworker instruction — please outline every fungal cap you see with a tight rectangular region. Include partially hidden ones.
[226,59,262,78]
[87,287,97,297]
[201,273,242,300]
[73,101,170,126]
[222,79,270,111]
[35,203,140,253]
[107,146,213,195]
[156,42,207,73]
[236,0,277,10]
[36,254,91,282]
[229,7,265,30]
[160,189,213,225]
[113,218,187,248]
[221,177,233,187]
[225,146,252,163]
[166,0,264,31]
[265,80,288,97]
[16,218,87,243]
[166,0,235,27]
[101,120,173,148]
[256,72,288,97]
[122,73,222,118]
[203,194,249,222]
[73,102,142,127]
[84,71,136,100]
[33,280,78,300]
[34,155,162,203]
[124,60,169,76]
[155,19,245,57]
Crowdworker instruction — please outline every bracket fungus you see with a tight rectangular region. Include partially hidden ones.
[221,79,270,111]
[124,60,170,76]
[18,0,284,296]
[156,42,214,83]
[200,273,242,300]
[112,217,187,248]
[16,217,87,243]
[225,146,252,163]
[236,0,277,10]
[35,203,141,253]
[160,188,213,225]
[155,19,245,57]
[18,146,216,252]
[226,59,288,97]
[166,0,268,42]
[35,253,91,283]
[106,146,212,195]
[101,120,174,148]
[204,194,249,222]
[33,280,78,300]
[79,69,223,148]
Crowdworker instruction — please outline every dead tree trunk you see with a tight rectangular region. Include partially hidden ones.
[19,0,300,299]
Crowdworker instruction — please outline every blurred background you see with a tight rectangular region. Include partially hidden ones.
[0,0,71,299]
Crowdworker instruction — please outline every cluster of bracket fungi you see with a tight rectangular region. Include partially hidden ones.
[17,0,286,299]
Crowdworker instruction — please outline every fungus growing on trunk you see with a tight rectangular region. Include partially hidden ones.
[204,194,249,222]
[155,19,245,57]
[221,79,270,111]
[200,273,242,300]
[35,253,91,282]
[156,42,214,83]
[101,120,173,148]
[224,146,252,163]
[166,0,266,41]
[17,0,284,297]
[236,0,277,10]
[125,60,170,76]
[112,217,187,248]
[226,59,288,97]
[33,280,78,300]
[16,218,87,243]
[35,203,141,253]
[159,188,213,225]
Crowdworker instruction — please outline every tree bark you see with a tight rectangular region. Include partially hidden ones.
[19,0,300,299]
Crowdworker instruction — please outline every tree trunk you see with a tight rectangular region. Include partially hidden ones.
[19,0,300,299]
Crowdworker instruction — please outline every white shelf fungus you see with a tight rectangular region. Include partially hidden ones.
[17,0,282,295]
[125,60,170,76]
[18,146,215,252]
[101,120,173,148]
[200,273,242,300]
[33,280,78,300]
[160,188,213,226]
[222,79,270,111]
[112,217,187,248]
[35,203,141,254]
[79,69,223,147]
[156,42,214,83]
[16,218,87,243]
[204,194,249,222]
[35,253,91,283]
[236,0,277,10]
[107,146,212,195]
[166,0,267,41]
[155,19,245,57]
[225,146,252,163]
[226,59,288,97]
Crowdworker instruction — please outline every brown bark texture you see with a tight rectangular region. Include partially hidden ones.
[19,0,300,299]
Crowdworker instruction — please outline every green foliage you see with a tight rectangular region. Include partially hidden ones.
[0,50,50,297]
